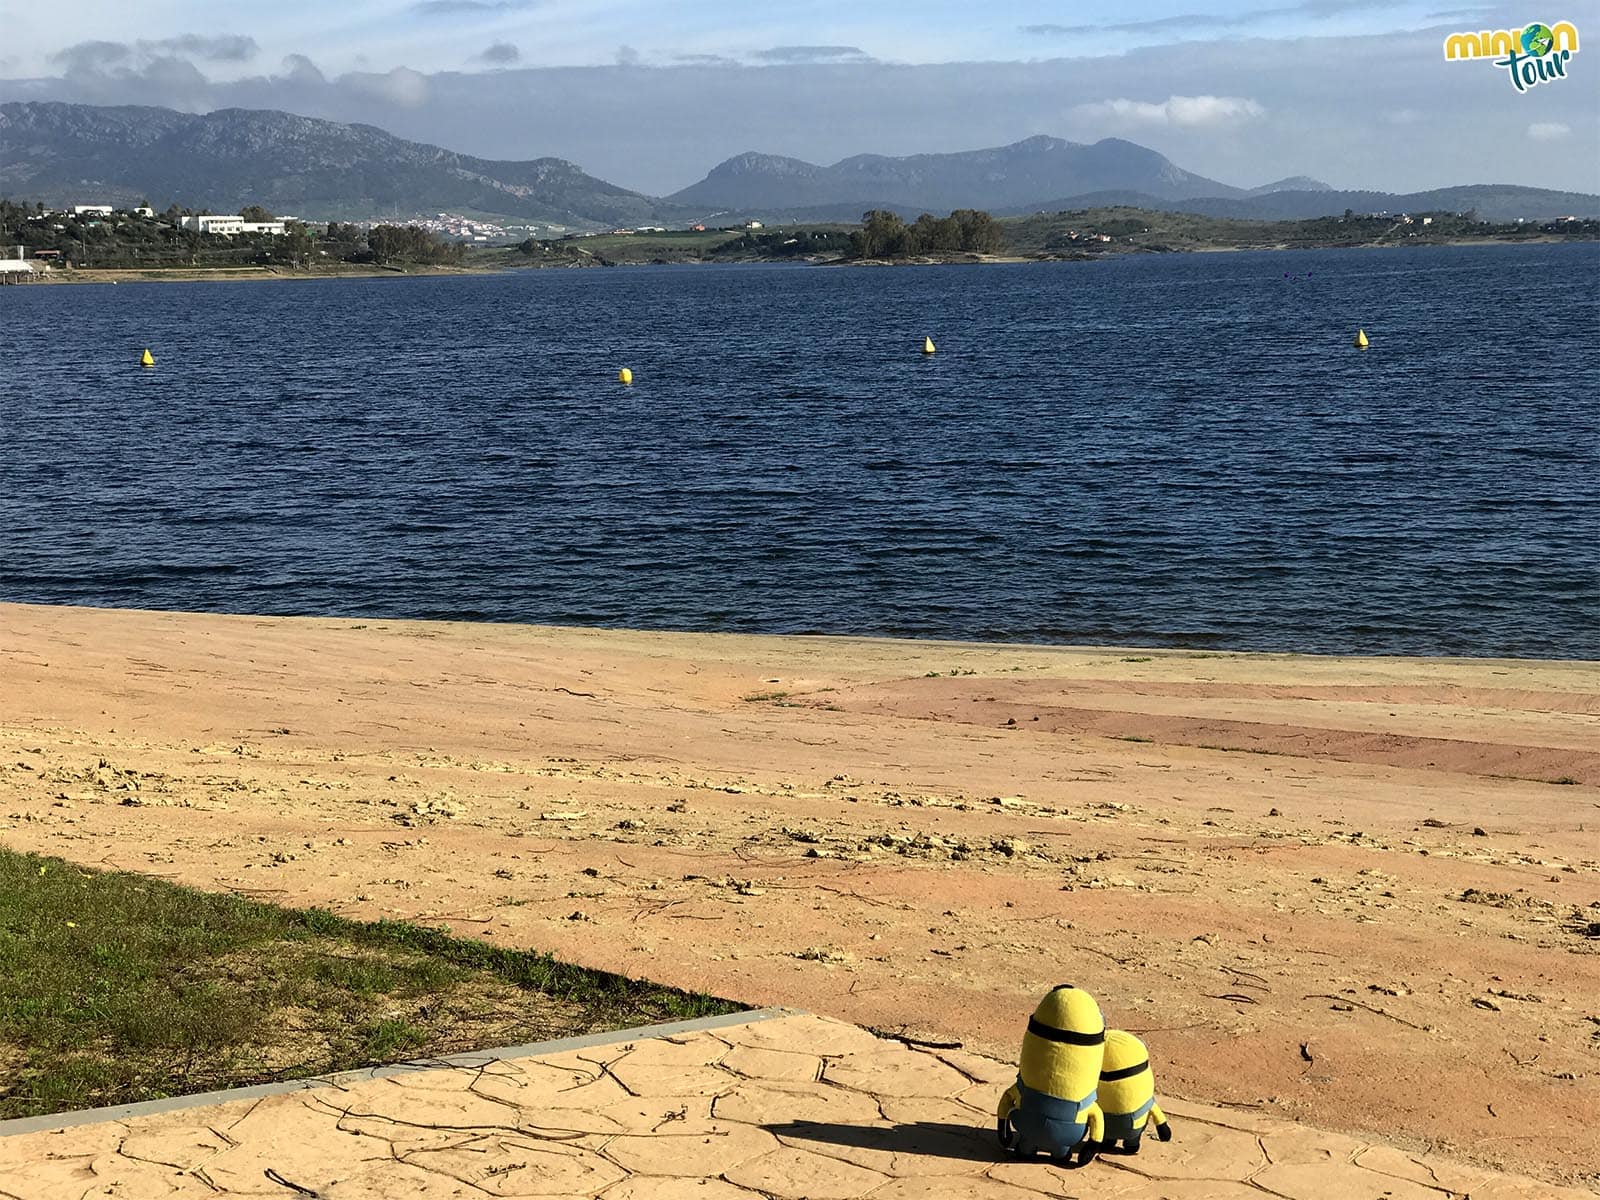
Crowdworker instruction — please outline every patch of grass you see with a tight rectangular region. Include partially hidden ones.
[1120,656,1153,663]
[1114,735,1155,744]
[0,848,740,1119]
[742,691,790,703]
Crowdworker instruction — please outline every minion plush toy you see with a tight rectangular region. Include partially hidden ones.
[1097,1029,1173,1154]
[996,984,1106,1165]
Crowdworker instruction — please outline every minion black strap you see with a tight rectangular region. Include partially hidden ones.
[1027,1017,1105,1046]
[1100,1059,1149,1082]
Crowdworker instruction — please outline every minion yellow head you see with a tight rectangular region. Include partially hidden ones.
[1018,984,1105,1102]
[1101,1028,1149,1076]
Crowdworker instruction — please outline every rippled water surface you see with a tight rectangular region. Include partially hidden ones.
[3,244,1597,657]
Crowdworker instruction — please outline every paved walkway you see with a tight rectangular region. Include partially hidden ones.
[1,1012,1586,1199]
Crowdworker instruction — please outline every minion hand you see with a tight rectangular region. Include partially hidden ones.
[996,1085,1020,1148]
[1151,1103,1172,1142]
[1075,1101,1105,1165]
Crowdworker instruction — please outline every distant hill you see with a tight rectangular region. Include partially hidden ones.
[1248,176,1333,196]
[0,101,668,227]
[668,135,1241,215]
[3,101,1593,227]
[670,138,1594,223]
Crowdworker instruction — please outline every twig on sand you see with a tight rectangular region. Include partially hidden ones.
[1071,941,1138,966]
[264,1168,320,1197]
[1304,994,1428,1030]
[817,884,904,909]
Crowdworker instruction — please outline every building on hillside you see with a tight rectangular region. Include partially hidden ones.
[133,207,155,218]
[178,215,286,236]
[181,215,245,235]
[71,204,113,217]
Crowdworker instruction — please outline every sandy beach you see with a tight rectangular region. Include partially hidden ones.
[1,601,1595,1189]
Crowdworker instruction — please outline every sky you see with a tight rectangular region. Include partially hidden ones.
[2,1,1597,196]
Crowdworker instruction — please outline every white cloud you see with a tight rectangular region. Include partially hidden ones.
[343,65,430,108]
[1072,95,1264,128]
[1527,122,1571,141]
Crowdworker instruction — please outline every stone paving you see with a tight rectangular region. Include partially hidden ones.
[0,1011,1587,1200]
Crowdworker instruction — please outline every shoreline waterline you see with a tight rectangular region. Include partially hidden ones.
[5,598,1597,672]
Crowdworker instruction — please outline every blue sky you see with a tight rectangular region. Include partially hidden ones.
[2,0,1511,73]
[3,1,1597,194]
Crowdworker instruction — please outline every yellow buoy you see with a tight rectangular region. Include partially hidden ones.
[1353,329,1369,349]
[617,367,633,384]
[140,348,155,367]
[922,336,936,355]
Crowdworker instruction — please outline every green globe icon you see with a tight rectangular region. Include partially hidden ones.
[1522,23,1555,55]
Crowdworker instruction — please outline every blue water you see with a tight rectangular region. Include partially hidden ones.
[2,244,1597,657]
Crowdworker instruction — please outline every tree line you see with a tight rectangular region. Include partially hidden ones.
[850,209,1003,259]
[0,201,461,269]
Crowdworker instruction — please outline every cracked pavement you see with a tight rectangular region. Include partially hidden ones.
[1,1012,1590,1200]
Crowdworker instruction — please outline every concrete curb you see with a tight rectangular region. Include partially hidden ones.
[0,1006,795,1137]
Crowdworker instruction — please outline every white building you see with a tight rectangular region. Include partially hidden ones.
[71,204,113,217]
[179,215,285,236]
[181,215,244,235]
[0,246,35,278]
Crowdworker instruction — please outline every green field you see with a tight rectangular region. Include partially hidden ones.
[0,848,739,1118]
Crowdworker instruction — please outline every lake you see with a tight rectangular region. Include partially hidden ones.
[2,243,1596,657]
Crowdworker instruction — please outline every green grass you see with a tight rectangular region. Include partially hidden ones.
[0,848,739,1119]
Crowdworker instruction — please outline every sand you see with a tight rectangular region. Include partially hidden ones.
[1,601,1596,1189]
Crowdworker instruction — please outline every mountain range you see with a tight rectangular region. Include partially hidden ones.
[2,101,1595,227]
[0,101,660,227]
[666,135,1260,213]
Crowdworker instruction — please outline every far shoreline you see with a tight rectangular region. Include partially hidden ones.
[13,263,489,287]
[2,599,1594,667]
[8,234,1590,286]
